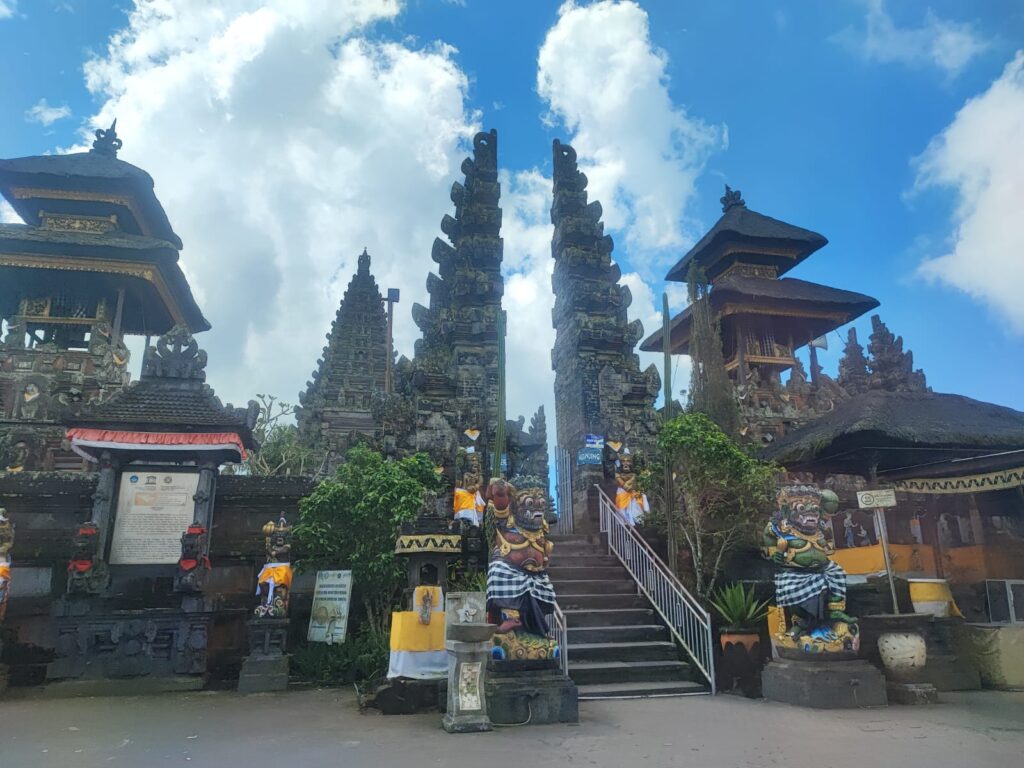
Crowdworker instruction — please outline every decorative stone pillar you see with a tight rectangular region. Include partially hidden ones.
[238,515,292,693]
[443,621,496,733]
[175,459,217,597]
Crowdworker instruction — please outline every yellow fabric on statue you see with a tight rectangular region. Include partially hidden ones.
[390,611,446,652]
[256,563,293,590]
[453,488,476,513]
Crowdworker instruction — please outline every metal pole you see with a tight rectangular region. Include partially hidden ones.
[869,461,900,614]
[661,293,678,573]
[384,288,399,394]
[875,508,901,615]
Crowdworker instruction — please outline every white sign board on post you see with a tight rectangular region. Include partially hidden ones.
[307,570,353,644]
[857,488,897,509]
[109,471,198,565]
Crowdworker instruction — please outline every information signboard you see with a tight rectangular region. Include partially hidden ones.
[307,570,354,644]
[109,471,198,565]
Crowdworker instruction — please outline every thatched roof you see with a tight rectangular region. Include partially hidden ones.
[763,390,1024,474]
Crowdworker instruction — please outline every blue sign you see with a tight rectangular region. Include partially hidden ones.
[577,446,603,466]
[584,434,604,448]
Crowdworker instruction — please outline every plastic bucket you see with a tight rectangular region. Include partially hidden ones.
[908,578,953,617]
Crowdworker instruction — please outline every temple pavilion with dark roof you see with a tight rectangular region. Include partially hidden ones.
[642,186,879,383]
[0,122,211,470]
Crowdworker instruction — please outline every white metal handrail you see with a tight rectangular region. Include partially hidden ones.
[552,601,569,677]
[596,485,716,693]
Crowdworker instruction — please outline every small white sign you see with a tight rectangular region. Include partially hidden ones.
[307,570,353,644]
[857,488,898,509]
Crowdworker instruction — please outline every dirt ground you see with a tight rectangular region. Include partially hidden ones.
[2,688,1023,768]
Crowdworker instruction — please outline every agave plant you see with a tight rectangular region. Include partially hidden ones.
[709,583,770,632]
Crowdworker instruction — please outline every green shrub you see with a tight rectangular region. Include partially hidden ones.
[290,627,389,687]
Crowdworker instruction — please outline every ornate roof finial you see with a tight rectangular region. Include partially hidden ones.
[91,119,123,158]
[358,247,370,274]
[720,184,745,213]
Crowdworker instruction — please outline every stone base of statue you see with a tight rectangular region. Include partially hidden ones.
[238,618,289,693]
[0,663,9,695]
[443,623,496,733]
[886,681,938,705]
[762,657,887,708]
[486,659,579,725]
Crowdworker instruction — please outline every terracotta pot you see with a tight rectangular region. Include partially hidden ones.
[877,631,927,682]
[719,631,760,653]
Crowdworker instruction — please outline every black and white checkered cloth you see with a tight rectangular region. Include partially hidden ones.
[486,560,556,607]
[774,561,846,608]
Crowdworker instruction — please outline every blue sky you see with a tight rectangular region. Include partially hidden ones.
[2,0,1023,421]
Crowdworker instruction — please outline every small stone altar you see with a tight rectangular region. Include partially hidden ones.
[443,621,496,733]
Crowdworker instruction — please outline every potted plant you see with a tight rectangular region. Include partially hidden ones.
[710,583,769,652]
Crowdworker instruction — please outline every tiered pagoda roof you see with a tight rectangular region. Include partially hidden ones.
[0,121,208,334]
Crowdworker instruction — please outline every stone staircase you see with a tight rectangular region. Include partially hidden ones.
[548,533,707,699]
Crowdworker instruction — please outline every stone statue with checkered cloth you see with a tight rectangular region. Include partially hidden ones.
[762,485,859,655]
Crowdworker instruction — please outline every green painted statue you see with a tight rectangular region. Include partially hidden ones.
[762,485,859,656]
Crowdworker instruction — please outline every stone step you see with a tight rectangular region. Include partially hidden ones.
[567,641,679,663]
[554,579,637,596]
[567,625,669,643]
[548,555,620,568]
[548,565,629,581]
[548,534,602,545]
[568,659,691,686]
[576,680,708,700]
[557,593,648,610]
[563,608,655,627]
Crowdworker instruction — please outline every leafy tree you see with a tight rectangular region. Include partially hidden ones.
[657,412,777,598]
[686,264,739,437]
[293,446,442,637]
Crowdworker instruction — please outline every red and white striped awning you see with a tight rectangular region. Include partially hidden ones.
[67,428,247,462]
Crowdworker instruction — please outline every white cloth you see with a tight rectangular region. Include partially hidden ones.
[387,650,448,680]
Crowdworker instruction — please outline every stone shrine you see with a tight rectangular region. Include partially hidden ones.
[643,186,880,446]
[297,248,389,462]
[550,140,660,528]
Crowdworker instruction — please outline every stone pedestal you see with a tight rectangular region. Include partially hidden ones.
[238,618,289,693]
[762,658,887,708]
[486,659,579,725]
[442,622,495,734]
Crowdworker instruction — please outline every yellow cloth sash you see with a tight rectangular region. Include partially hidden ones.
[0,564,10,582]
[390,611,446,652]
[616,488,644,510]
[453,488,484,514]
[257,563,293,590]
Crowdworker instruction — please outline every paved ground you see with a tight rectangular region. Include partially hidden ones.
[2,688,1023,768]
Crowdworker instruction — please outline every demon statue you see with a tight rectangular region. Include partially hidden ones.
[762,485,859,656]
[486,475,559,661]
[254,515,292,619]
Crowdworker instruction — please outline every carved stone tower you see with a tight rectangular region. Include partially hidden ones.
[409,130,504,476]
[296,248,388,459]
[550,140,660,527]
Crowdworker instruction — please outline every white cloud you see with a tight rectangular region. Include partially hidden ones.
[912,51,1024,333]
[0,199,21,223]
[25,99,71,126]
[0,1,15,21]
[537,0,725,266]
[500,168,558,428]
[837,0,989,77]
[76,0,484,408]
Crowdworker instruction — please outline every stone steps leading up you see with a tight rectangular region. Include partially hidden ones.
[548,535,709,699]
